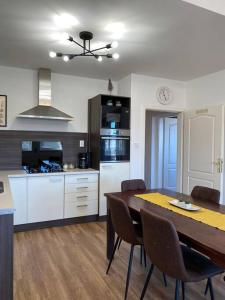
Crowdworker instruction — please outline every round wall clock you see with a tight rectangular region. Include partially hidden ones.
[157,87,173,105]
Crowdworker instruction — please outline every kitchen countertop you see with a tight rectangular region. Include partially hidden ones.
[8,168,99,178]
[0,168,99,215]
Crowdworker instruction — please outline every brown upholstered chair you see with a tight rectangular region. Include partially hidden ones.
[140,209,224,300]
[106,197,144,300]
[191,186,220,204]
[121,179,146,192]
[120,179,147,266]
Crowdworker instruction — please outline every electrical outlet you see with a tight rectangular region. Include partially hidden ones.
[80,140,85,147]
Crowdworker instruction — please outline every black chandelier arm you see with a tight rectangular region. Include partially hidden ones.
[56,52,113,59]
[69,37,97,58]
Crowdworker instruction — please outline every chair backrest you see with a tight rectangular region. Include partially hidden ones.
[140,209,188,281]
[108,197,139,245]
[191,186,220,204]
[121,179,146,192]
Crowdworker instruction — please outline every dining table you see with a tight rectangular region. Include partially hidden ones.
[105,189,225,269]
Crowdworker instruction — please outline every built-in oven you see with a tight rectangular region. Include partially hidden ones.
[100,129,130,162]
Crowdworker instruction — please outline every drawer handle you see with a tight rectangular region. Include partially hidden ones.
[76,196,88,199]
[77,187,88,189]
[77,178,89,180]
[77,204,88,208]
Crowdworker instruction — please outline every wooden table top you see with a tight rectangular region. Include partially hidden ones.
[105,189,225,268]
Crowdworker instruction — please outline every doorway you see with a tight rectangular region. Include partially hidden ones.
[145,110,181,192]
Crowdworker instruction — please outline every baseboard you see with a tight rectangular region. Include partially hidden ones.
[14,215,99,232]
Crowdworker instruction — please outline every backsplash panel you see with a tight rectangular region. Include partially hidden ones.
[0,130,87,170]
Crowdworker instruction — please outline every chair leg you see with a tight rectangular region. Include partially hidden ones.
[124,244,134,300]
[140,264,154,300]
[140,245,143,265]
[208,278,215,300]
[106,236,120,274]
[162,273,168,287]
[143,248,147,268]
[182,282,185,300]
[204,278,209,295]
[117,238,122,250]
[175,280,180,300]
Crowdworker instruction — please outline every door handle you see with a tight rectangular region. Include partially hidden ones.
[213,158,223,173]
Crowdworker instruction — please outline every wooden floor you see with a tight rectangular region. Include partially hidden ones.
[14,222,225,300]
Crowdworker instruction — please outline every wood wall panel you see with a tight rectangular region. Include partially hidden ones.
[0,130,87,170]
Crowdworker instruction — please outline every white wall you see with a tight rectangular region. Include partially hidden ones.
[129,74,186,179]
[186,69,225,109]
[0,65,117,132]
[118,75,131,97]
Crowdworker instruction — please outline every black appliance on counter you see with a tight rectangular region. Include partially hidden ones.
[88,94,130,169]
[78,152,90,169]
[22,140,64,173]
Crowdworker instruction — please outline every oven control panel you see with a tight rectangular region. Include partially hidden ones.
[100,129,130,136]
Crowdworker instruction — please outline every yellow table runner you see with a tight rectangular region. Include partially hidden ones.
[135,193,225,232]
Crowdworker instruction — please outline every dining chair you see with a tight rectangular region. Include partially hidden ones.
[106,197,145,300]
[119,179,147,258]
[140,209,224,300]
[121,179,146,192]
[191,186,220,203]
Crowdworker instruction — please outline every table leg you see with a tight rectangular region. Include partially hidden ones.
[106,198,115,260]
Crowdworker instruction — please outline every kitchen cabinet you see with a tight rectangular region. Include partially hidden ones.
[27,176,64,223]
[99,162,130,216]
[9,177,27,225]
[64,173,98,218]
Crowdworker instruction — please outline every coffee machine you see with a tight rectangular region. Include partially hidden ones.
[78,152,90,169]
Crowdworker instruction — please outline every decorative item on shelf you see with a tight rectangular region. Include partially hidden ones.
[156,86,173,105]
[0,95,7,127]
[49,31,120,62]
[106,99,113,106]
[108,79,113,95]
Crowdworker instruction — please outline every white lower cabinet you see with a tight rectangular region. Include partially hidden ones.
[9,172,99,225]
[64,174,98,218]
[9,177,27,225]
[27,176,64,223]
[99,162,130,216]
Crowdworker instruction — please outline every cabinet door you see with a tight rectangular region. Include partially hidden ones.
[99,162,130,216]
[27,176,64,223]
[9,177,27,225]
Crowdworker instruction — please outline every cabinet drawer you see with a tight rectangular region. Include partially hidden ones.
[65,191,98,202]
[65,174,98,184]
[65,182,98,194]
[64,200,98,218]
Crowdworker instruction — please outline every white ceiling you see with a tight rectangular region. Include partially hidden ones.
[1,0,225,81]
[182,0,225,16]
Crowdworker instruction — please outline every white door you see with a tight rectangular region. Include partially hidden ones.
[163,117,177,191]
[99,162,130,216]
[183,106,224,201]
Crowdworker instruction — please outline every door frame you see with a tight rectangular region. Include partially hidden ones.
[143,106,184,193]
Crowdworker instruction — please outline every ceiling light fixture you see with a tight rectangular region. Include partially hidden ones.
[49,31,120,62]
[54,13,79,29]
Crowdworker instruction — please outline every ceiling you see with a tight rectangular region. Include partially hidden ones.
[1,0,225,81]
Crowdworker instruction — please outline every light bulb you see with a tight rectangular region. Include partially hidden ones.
[49,51,56,58]
[97,56,103,62]
[63,55,69,62]
[61,32,70,41]
[112,53,120,60]
[111,41,118,48]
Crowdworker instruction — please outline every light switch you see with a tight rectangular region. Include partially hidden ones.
[80,140,85,147]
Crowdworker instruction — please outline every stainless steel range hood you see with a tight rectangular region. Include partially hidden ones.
[18,68,73,121]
